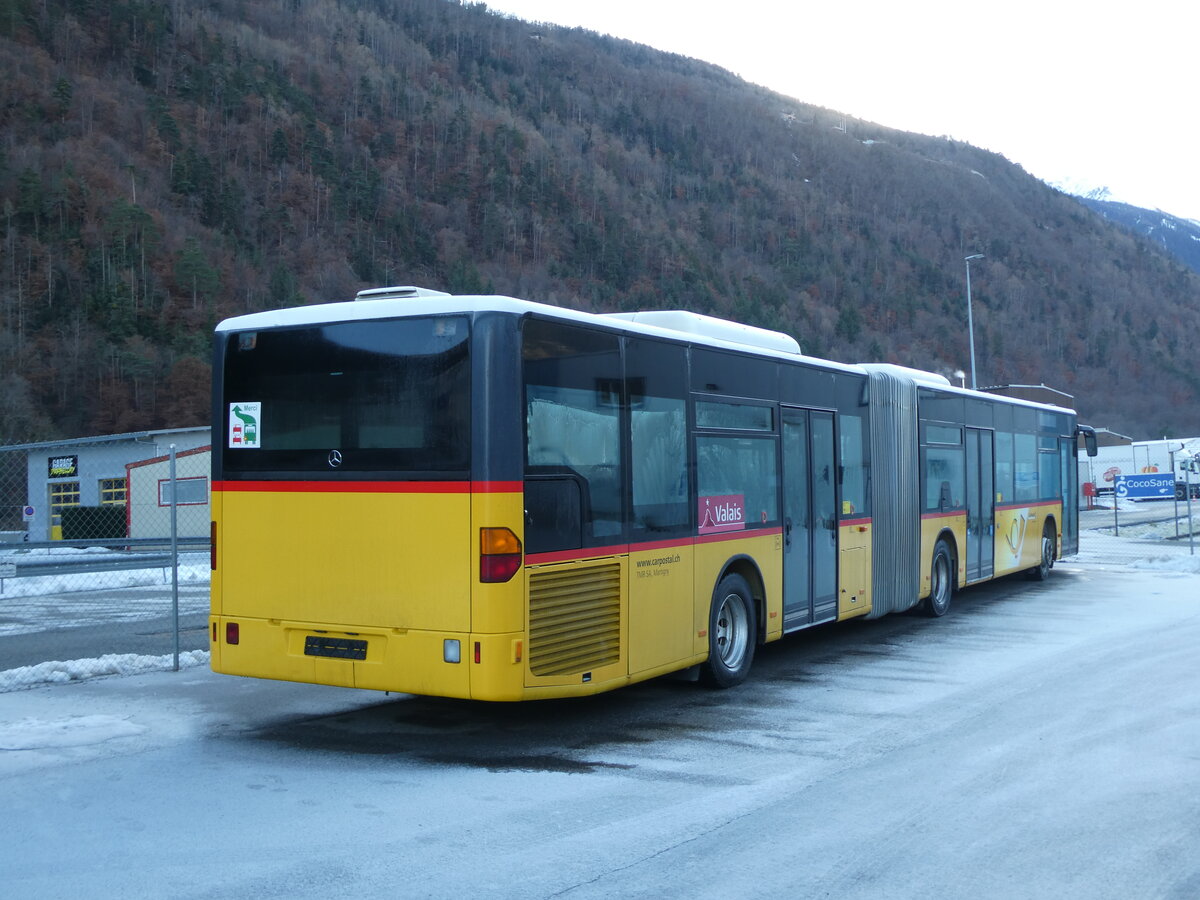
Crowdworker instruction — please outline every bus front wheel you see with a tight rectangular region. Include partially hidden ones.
[699,574,757,689]
[920,540,954,617]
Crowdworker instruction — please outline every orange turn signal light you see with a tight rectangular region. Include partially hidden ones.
[480,527,521,555]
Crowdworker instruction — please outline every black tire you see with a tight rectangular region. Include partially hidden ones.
[920,540,954,617]
[699,574,757,689]
[1027,522,1055,581]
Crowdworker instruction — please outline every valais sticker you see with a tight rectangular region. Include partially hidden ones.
[229,402,262,448]
[698,494,745,535]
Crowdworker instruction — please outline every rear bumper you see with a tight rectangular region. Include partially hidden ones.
[209,616,528,701]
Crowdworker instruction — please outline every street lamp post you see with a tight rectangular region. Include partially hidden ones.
[964,254,984,390]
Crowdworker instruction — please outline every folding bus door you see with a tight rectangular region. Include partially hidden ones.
[782,407,838,629]
[965,427,995,581]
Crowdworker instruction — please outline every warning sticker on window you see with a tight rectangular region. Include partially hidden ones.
[229,402,262,449]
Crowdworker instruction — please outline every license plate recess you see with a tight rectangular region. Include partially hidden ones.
[304,635,367,660]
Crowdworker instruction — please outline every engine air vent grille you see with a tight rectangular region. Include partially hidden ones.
[528,563,621,677]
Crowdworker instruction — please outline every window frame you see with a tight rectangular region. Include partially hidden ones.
[920,420,966,513]
[99,477,128,506]
[158,476,209,507]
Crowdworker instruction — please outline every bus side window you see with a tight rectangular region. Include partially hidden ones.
[628,340,689,536]
[696,436,779,526]
[924,446,965,511]
[839,414,867,516]
[995,432,1014,503]
[1014,433,1038,502]
[522,320,624,552]
[524,471,586,553]
[1038,436,1061,501]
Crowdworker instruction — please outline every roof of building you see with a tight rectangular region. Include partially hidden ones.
[1,426,210,453]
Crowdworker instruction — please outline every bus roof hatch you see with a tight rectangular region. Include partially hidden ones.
[355,285,452,301]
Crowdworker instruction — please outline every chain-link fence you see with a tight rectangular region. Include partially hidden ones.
[1076,498,1200,570]
[0,432,212,691]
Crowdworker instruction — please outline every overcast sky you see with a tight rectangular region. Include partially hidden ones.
[484,1,1199,221]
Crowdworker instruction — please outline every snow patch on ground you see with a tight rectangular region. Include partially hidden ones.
[0,650,210,692]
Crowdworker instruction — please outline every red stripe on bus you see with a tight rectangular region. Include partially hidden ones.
[630,537,692,553]
[995,500,1061,511]
[524,527,783,566]
[920,510,965,519]
[694,526,782,546]
[212,480,518,494]
[472,481,524,493]
[525,544,631,565]
[840,516,872,527]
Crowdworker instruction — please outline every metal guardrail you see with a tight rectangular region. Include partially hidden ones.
[0,539,207,588]
[0,553,174,582]
[0,552,188,595]
[13,538,209,551]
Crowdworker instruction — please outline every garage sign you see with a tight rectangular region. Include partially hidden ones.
[48,455,78,478]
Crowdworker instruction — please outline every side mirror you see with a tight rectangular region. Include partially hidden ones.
[1076,425,1098,458]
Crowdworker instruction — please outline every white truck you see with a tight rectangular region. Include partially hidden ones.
[1081,437,1200,500]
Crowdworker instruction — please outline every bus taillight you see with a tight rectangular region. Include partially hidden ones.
[480,527,522,583]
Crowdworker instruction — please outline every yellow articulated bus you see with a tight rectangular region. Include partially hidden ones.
[210,287,1097,701]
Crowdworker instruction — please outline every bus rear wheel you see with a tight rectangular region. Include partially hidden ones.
[920,540,954,617]
[700,574,757,689]
[1028,522,1055,581]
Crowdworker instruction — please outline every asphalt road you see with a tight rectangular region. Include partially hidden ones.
[3,563,1198,899]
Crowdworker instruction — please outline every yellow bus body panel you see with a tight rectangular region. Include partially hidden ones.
[838,521,872,620]
[693,532,783,649]
[469,490,526,636]
[994,501,1062,576]
[214,487,471,631]
[628,544,696,674]
[211,485,481,697]
[920,513,967,596]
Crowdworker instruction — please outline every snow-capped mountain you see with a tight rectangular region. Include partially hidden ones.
[1050,177,1117,204]
[1050,179,1200,274]
[1076,199,1200,275]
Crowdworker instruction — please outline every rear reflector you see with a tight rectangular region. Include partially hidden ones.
[480,553,522,583]
[480,527,522,583]
[226,622,240,645]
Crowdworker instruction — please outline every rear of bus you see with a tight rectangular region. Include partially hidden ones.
[209,299,529,700]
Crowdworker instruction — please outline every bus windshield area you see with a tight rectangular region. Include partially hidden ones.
[221,316,470,474]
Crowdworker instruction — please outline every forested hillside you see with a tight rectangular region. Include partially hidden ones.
[2,0,1198,442]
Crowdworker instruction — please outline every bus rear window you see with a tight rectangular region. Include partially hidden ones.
[221,317,469,474]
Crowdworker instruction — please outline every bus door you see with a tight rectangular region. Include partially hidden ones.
[1061,437,1078,556]
[965,427,995,581]
[782,407,838,630]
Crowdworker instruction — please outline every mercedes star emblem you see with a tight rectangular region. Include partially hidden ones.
[327,449,343,468]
